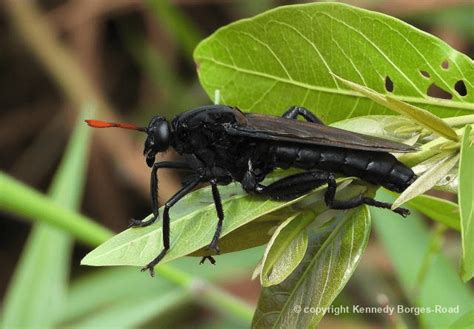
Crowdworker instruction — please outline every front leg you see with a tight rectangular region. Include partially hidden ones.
[130,161,192,228]
[142,176,201,276]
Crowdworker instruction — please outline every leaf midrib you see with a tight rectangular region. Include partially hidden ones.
[197,56,474,112]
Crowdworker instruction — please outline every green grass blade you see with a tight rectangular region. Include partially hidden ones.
[0,172,112,246]
[68,289,189,329]
[61,246,263,325]
[59,268,174,324]
[146,0,201,59]
[0,104,94,328]
[373,191,474,329]
[459,124,474,282]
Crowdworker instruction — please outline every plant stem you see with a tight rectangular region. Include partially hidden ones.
[444,114,474,127]
[0,172,255,322]
[0,172,111,246]
[398,125,468,167]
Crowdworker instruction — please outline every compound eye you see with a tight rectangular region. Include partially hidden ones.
[154,122,170,151]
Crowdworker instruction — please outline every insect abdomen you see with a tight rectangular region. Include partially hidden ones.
[270,145,415,192]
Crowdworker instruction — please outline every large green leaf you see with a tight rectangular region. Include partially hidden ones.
[334,75,459,141]
[82,178,357,267]
[194,3,473,123]
[459,124,474,282]
[252,206,371,328]
[1,105,93,328]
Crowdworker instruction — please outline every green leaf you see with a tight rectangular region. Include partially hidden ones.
[459,125,474,282]
[260,211,314,287]
[373,191,474,329]
[194,3,473,122]
[334,75,460,141]
[1,104,93,328]
[392,153,459,209]
[252,207,371,328]
[385,95,459,141]
[81,178,357,267]
[405,193,460,231]
[332,115,421,142]
[82,179,351,267]
[190,217,279,257]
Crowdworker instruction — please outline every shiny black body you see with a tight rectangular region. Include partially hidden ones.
[128,105,416,275]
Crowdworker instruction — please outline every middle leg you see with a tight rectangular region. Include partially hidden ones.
[199,179,224,265]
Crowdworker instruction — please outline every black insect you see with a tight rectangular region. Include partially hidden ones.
[86,105,416,276]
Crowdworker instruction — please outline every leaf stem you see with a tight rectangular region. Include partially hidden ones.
[444,115,474,127]
[0,172,255,322]
[398,125,468,167]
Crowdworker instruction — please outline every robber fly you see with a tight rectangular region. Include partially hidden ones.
[86,105,416,276]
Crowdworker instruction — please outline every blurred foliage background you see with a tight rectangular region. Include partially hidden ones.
[0,0,473,328]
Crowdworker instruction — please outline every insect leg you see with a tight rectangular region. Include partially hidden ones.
[141,176,201,276]
[324,174,410,217]
[199,256,216,265]
[209,179,224,253]
[130,161,193,228]
[282,106,325,124]
[245,170,329,200]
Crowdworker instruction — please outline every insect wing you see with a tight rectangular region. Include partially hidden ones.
[225,113,415,153]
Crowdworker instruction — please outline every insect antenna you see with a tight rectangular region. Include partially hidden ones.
[85,120,147,132]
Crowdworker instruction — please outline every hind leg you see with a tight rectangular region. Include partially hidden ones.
[282,106,324,124]
[242,170,329,200]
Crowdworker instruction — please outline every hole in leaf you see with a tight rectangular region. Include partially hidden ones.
[454,80,467,96]
[441,60,449,69]
[385,76,394,92]
[420,70,430,78]
[427,83,452,99]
